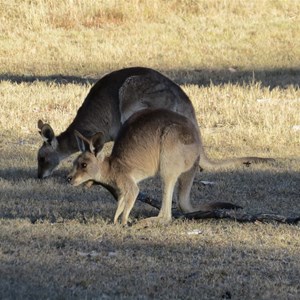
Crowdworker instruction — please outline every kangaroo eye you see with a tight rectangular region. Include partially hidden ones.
[81,163,87,168]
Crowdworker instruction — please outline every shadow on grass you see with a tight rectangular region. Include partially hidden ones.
[0,167,120,223]
[1,165,300,298]
[0,74,97,85]
[171,67,300,89]
[0,223,299,300]
[1,67,300,89]
[1,166,299,223]
[0,167,67,182]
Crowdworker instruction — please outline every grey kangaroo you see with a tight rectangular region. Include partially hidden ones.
[37,67,273,178]
[67,109,241,226]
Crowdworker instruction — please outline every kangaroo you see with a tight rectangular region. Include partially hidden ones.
[37,66,274,178]
[67,109,241,226]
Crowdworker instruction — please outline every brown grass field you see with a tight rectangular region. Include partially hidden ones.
[1,0,300,299]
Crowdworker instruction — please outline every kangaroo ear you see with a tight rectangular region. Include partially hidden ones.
[38,121,57,147]
[37,120,44,130]
[90,132,105,157]
[74,130,91,153]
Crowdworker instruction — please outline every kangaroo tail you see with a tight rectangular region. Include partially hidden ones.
[198,144,275,170]
[196,202,243,211]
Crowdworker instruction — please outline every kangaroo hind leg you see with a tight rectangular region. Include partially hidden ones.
[158,175,178,222]
[136,175,177,228]
[177,159,199,213]
[138,144,182,226]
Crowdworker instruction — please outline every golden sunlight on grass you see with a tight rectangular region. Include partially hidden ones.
[1,0,299,75]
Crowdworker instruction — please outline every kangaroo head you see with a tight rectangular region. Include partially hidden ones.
[67,130,105,186]
[37,120,60,179]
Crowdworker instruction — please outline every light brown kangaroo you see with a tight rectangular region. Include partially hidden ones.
[38,67,274,178]
[67,109,241,226]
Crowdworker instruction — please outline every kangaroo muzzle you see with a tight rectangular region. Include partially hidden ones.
[67,174,82,186]
[37,168,53,179]
[67,175,74,185]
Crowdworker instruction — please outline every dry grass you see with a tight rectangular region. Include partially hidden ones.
[1,0,299,75]
[1,218,300,299]
[1,0,300,299]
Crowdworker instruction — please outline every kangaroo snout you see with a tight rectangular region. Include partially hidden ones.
[67,176,72,183]
[37,169,52,179]
[67,174,82,186]
[67,170,76,185]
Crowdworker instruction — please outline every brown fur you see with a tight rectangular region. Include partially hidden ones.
[37,67,274,178]
[68,109,239,226]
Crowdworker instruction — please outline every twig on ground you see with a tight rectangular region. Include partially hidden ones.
[136,193,300,225]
